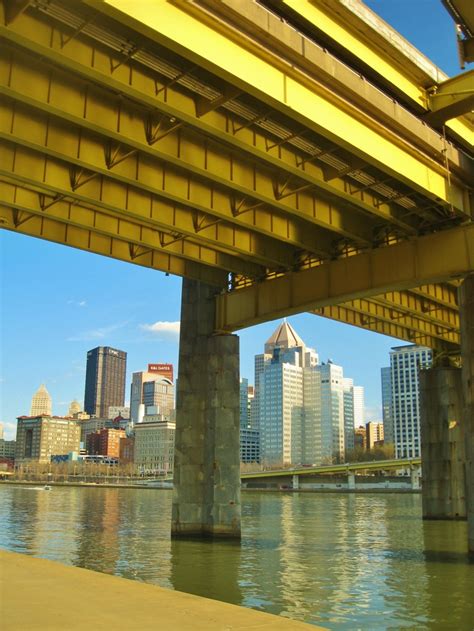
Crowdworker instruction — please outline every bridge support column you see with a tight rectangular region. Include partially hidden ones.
[347,473,355,490]
[460,274,474,558]
[410,467,421,491]
[292,475,299,490]
[171,279,241,539]
[419,365,466,519]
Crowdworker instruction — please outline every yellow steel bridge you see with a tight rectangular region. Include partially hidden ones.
[0,0,472,346]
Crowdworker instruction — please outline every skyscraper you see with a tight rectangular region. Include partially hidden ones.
[240,378,259,463]
[84,347,127,418]
[390,345,432,458]
[255,321,360,466]
[381,366,393,444]
[30,384,52,416]
[130,366,174,424]
[143,377,174,418]
[342,378,355,453]
[257,321,321,466]
[318,361,345,462]
[342,380,365,455]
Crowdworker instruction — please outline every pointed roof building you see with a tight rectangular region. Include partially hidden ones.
[30,384,52,417]
[264,320,306,354]
[68,399,82,417]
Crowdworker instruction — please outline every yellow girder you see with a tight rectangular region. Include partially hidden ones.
[0,31,444,242]
[410,284,459,310]
[1,8,470,240]
[426,70,474,125]
[216,223,474,332]
[280,0,473,144]
[312,299,459,354]
[0,177,261,278]
[168,0,472,177]
[0,206,228,286]
[371,291,459,331]
[90,0,468,209]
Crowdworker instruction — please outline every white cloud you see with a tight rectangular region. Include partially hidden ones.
[1,420,18,440]
[67,299,87,307]
[140,321,180,340]
[67,321,129,342]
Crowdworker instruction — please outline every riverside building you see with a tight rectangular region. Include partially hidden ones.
[86,428,126,458]
[256,321,324,466]
[130,364,174,424]
[389,345,432,458]
[133,419,175,475]
[381,366,393,444]
[15,416,80,463]
[342,379,365,455]
[84,347,127,418]
[240,378,260,463]
[255,321,363,466]
[366,421,384,449]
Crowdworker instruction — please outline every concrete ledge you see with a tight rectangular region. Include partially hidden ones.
[0,550,322,630]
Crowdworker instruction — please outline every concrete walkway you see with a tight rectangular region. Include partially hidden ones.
[0,550,323,630]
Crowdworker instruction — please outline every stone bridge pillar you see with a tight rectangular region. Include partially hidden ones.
[459,274,474,559]
[171,278,241,538]
[419,364,466,519]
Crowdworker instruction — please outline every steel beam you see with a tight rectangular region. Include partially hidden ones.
[372,290,459,330]
[311,298,459,353]
[0,180,261,277]
[1,5,470,218]
[189,0,472,173]
[216,223,474,331]
[0,133,288,273]
[92,0,468,207]
[426,70,474,125]
[279,0,473,143]
[3,0,30,24]
[0,38,437,243]
[0,207,228,286]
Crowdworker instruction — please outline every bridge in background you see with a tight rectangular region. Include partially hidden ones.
[241,457,421,479]
[0,0,473,553]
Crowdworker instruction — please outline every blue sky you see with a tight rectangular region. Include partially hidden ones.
[0,1,463,439]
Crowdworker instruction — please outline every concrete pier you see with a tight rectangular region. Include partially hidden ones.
[1,550,320,630]
[459,274,474,558]
[419,365,466,519]
[172,279,241,538]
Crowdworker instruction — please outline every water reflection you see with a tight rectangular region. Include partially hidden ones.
[171,539,242,604]
[0,486,473,630]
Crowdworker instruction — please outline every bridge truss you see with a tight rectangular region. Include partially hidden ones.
[0,0,472,352]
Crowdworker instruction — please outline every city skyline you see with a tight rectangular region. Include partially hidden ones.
[0,0,464,439]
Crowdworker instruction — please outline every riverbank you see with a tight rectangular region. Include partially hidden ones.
[0,480,420,492]
[0,479,170,489]
[1,550,322,630]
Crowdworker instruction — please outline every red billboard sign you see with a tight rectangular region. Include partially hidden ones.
[148,363,174,382]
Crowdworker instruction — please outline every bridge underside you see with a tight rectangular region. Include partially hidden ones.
[0,0,472,353]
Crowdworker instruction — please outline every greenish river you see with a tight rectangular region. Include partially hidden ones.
[1,485,472,629]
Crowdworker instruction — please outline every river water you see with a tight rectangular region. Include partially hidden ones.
[1,485,472,630]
